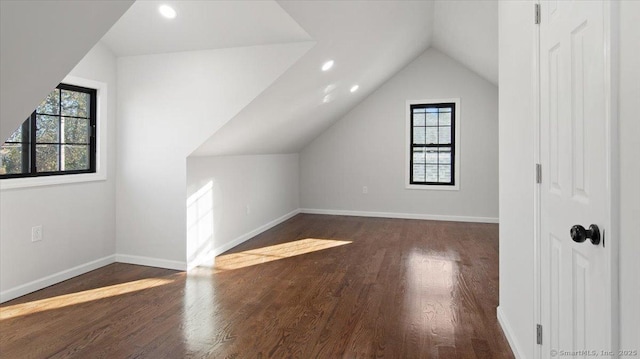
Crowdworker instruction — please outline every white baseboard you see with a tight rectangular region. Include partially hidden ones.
[1,208,492,303]
[497,306,526,359]
[300,208,499,224]
[1,210,300,301]
[188,208,301,270]
[0,254,116,303]
[115,254,187,271]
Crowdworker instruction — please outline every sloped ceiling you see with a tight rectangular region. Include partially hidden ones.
[192,0,435,156]
[193,0,497,156]
[432,0,498,85]
[101,0,311,56]
[4,1,497,156]
[0,0,134,142]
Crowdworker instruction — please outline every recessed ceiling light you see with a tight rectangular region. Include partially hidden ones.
[321,60,334,72]
[159,5,177,19]
[350,85,359,93]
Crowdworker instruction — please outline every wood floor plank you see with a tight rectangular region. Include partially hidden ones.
[0,214,514,358]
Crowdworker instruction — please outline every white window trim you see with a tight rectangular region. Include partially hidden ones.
[0,75,108,190]
[405,98,461,191]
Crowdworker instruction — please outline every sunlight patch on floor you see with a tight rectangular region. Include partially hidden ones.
[214,238,352,272]
[0,277,175,320]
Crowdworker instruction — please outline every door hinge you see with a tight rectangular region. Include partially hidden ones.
[536,163,542,184]
[535,3,541,24]
[537,324,543,345]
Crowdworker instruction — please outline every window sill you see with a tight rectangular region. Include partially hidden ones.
[405,184,460,191]
[0,172,106,191]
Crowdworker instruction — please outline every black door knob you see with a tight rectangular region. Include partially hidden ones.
[570,224,600,245]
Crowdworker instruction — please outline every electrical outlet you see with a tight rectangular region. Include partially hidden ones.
[362,186,368,194]
[246,205,251,215]
[31,225,43,242]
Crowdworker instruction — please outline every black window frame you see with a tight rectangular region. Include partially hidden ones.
[409,102,456,186]
[0,83,97,179]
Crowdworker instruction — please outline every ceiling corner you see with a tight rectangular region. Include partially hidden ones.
[431,0,498,86]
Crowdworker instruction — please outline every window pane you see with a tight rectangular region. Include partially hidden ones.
[413,127,425,144]
[5,123,24,143]
[438,126,451,144]
[425,165,438,182]
[425,149,438,164]
[63,117,89,144]
[412,148,425,164]
[439,111,451,126]
[426,127,438,144]
[407,103,455,186]
[36,145,59,172]
[36,115,60,143]
[439,165,452,183]
[413,164,425,182]
[0,144,24,175]
[438,148,451,165]
[62,145,89,171]
[61,90,90,117]
[426,112,438,126]
[36,89,60,115]
[1,84,97,179]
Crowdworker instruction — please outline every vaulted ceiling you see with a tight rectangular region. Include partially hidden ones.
[101,0,311,56]
[432,0,498,85]
[1,0,497,156]
[194,0,436,156]
[193,0,498,156]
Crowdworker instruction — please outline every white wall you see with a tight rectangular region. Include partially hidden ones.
[497,2,536,358]
[300,48,498,221]
[618,0,640,351]
[0,42,118,301]
[186,154,300,268]
[115,43,311,268]
[496,1,539,358]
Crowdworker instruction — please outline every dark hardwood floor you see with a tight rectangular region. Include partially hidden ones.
[0,214,513,358]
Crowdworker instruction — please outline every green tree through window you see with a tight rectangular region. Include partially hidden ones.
[0,84,96,178]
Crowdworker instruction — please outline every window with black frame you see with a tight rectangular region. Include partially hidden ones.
[410,103,455,185]
[0,84,97,179]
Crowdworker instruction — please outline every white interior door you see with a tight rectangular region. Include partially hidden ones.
[539,0,613,358]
